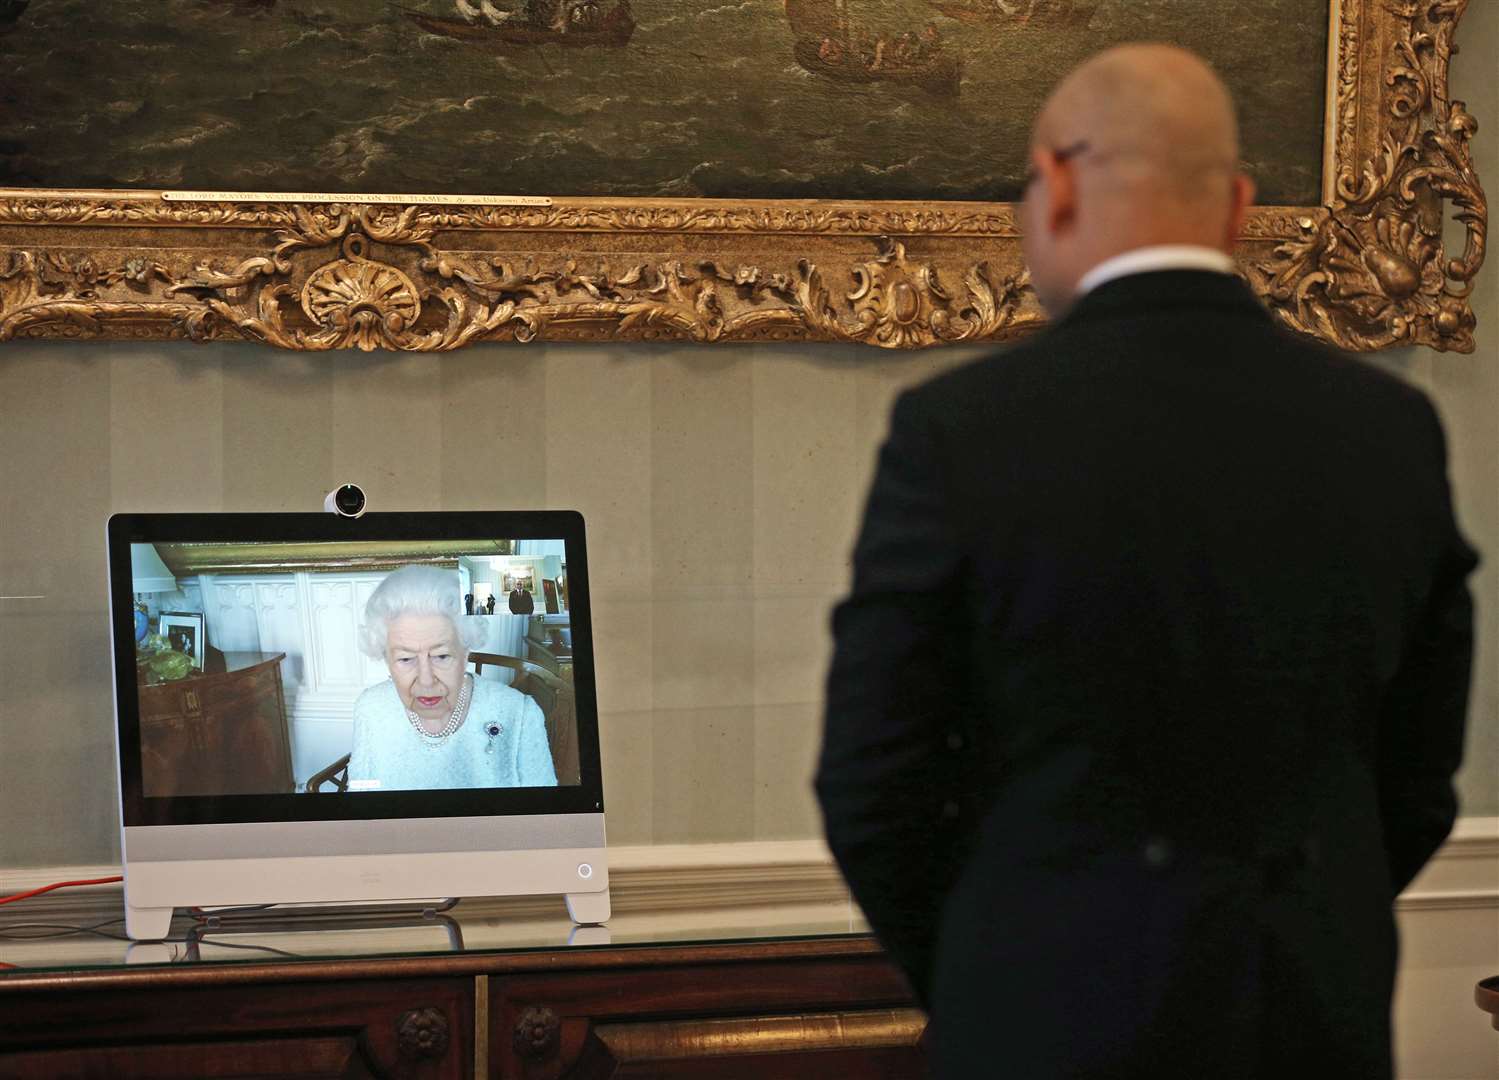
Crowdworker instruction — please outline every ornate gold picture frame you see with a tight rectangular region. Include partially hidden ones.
[0,0,1485,353]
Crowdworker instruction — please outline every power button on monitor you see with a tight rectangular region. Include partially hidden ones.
[577,863,593,880]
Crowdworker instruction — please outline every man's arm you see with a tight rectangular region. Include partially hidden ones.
[1377,402,1479,896]
[816,388,974,1004]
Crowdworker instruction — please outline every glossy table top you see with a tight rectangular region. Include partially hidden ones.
[0,889,872,980]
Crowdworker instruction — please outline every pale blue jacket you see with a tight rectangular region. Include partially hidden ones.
[347,676,557,791]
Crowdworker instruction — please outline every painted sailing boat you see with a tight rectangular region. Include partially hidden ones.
[404,0,636,48]
[922,0,1097,27]
[785,0,961,97]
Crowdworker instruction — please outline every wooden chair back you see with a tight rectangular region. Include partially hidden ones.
[469,652,579,785]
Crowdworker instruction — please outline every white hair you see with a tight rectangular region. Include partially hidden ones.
[357,564,486,659]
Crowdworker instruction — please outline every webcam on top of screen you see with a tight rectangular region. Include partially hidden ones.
[324,484,367,518]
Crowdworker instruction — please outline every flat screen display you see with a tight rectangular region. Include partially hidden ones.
[107,512,603,827]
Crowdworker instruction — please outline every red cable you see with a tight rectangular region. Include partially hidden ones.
[0,876,123,906]
[0,877,125,971]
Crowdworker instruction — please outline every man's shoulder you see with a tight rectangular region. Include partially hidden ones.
[1285,336,1436,412]
[894,348,1020,415]
[899,319,1124,401]
[900,316,1436,425]
[890,334,1091,432]
[1229,321,1445,442]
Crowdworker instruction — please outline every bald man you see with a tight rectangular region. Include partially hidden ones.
[817,45,1476,1078]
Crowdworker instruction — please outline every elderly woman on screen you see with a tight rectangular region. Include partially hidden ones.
[347,565,557,791]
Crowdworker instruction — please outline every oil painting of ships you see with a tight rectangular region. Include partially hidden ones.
[785,0,962,97]
[404,0,635,49]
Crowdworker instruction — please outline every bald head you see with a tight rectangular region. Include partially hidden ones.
[1020,45,1254,313]
[1037,45,1241,207]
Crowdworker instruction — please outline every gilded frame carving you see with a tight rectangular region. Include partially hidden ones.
[151,541,514,577]
[0,0,1485,353]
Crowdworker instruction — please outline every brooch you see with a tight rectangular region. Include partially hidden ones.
[484,721,502,753]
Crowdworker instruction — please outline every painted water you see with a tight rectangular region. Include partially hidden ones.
[0,0,1328,203]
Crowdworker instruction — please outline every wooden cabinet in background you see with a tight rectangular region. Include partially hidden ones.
[138,651,293,796]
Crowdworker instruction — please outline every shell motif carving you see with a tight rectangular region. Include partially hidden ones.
[299,233,422,351]
[1251,0,1485,352]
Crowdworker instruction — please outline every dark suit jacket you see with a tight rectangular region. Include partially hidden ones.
[816,271,1477,1079]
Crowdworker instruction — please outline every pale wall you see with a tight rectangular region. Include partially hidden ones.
[0,4,1494,868]
[0,339,975,862]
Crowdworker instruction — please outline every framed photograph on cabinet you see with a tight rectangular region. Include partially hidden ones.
[0,1,1485,353]
[159,611,206,671]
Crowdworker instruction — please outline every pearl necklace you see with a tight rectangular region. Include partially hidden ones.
[406,674,472,740]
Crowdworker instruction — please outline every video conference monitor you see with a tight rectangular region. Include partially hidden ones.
[106,511,609,940]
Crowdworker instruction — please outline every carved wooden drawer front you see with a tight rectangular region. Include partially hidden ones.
[0,976,471,1080]
[491,947,930,1079]
[574,1009,928,1078]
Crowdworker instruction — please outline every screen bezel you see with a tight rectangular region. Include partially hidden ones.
[108,511,605,827]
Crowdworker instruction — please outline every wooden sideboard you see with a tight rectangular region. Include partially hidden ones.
[0,936,928,1079]
[137,650,293,797]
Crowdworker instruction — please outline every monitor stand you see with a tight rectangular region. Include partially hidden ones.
[127,909,614,964]
[195,897,461,925]
[565,890,611,925]
[127,890,611,941]
[127,902,179,943]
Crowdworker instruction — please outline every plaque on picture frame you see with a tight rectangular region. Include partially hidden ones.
[0,0,1485,353]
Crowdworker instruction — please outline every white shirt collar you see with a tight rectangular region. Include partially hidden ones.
[1076,245,1236,298]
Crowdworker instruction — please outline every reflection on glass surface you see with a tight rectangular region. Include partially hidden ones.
[180,913,467,962]
[0,895,868,973]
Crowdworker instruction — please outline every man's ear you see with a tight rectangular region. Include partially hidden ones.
[1224,172,1255,249]
[1034,148,1077,235]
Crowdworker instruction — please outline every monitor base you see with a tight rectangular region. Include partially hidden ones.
[126,903,175,942]
[126,889,612,940]
[565,888,611,925]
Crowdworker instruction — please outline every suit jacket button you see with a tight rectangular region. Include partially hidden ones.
[946,732,964,750]
[941,800,960,820]
[1143,837,1173,869]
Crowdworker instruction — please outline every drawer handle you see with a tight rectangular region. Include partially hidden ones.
[513,1005,561,1060]
[396,1006,450,1059]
